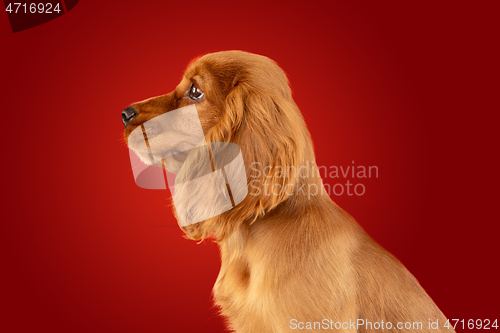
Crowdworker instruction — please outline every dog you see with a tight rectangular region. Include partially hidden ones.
[123,51,454,332]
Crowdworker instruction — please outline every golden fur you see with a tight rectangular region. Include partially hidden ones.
[124,51,454,332]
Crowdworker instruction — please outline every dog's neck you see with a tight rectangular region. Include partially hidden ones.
[223,171,332,259]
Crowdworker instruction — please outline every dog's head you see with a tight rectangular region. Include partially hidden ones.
[124,51,318,240]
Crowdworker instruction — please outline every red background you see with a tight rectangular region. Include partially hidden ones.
[1,1,499,332]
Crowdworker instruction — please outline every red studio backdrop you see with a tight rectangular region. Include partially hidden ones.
[1,1,499,332]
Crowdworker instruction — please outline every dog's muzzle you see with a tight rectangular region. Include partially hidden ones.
[126,104,248,226]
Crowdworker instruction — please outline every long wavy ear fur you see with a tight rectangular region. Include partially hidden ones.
[180,52,318,242]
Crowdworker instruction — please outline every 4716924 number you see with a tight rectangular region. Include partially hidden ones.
[445,319,498,330]
[5,2,61,14]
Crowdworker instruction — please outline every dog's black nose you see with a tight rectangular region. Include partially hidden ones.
[122,107,138,126]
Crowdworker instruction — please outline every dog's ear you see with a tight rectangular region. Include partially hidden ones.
[230,84,309,215]
[180,80,317,241]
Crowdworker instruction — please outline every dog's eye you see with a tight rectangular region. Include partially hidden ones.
[189,84,204,100]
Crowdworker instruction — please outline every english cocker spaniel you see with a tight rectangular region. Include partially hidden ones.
[123,51,453,333]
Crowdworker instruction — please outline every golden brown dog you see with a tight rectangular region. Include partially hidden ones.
[123,51,454,332]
